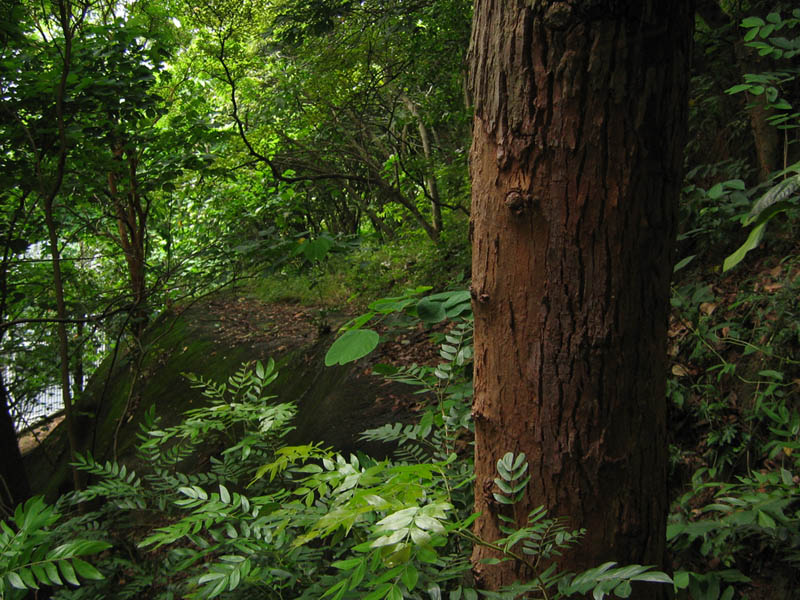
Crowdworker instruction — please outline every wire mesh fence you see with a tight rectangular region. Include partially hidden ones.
[12,385,65,433]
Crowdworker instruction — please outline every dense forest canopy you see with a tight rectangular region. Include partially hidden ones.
[1,0,799,598]
[1,0,473,421]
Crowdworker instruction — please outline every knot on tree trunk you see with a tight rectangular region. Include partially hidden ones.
[504,190,533,217]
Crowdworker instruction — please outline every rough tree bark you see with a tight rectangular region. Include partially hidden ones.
[468,1,692,595]
[0,194,32,514]
[0,373,29,514]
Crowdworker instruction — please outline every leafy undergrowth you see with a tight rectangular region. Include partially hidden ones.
[10,239,800,599]
[4,326,676,600]
[666,246,800,599]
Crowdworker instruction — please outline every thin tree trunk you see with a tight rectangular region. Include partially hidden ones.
[697,0,782,180]
[73,318,84,397]
[403,96,443,235]
[38,0,84,492]
[468,2,691,595]
[107,145,149,339]
[44,200,82,492]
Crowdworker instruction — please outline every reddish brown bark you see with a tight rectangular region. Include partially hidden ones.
[468,1,692,595]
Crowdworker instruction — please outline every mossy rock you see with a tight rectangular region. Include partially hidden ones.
[24,295,418,499]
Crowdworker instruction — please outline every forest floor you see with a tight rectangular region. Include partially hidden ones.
[200,295,448,447]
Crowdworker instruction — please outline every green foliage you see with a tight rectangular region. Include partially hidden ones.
[21,331,673,600]
[668,246,800,594]
[672,568,751,600]
[669,256,799,469]
[559,562,673,600]
[720,9,800,271]
[363,317,473,470]
[724,164,800,271]
[493,452,530,505]
[727,10,800,130]
[6,0,800,597]
[325,329,381,366]
[325,287,471,366]
[667,462,800,599]
[677,166,756,267]
[0,496,110,598]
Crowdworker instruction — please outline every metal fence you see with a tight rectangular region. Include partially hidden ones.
[12,385,65,433]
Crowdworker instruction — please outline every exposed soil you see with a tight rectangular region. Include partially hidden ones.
[194,295,446,453]
[18,414,65,455]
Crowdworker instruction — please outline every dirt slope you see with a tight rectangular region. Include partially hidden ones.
[23,294,437,499]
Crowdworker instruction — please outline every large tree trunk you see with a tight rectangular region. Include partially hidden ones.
[0,372,29,515]
[468,1,692,595]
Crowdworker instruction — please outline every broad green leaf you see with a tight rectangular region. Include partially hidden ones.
[416,297,446,323]
[71,558,104,580]
[401,564,419,590]
[707,182,724,199]
[198,571,225,584]
[377,507,418,529]
[371,528,408,547]
[758,369,784,380]
[44,561,63,585]
[726,83,752,94]
[228,567,241,591]
[178,486,198,499]
[781,468,793,486]
[332,558,362,570]
[428,583,443,600]
[757,510,777,528]
[673,571,690,589]
[409,527,431,545]
[350,558,367,588]
[325,329,380,366]
[414,515,445,532]
[631,571,672,583]
[323,580,348,599]
[18,567,37,589]
[306,236,333,261]
[673,255,695,272]
[7,572,26,590]
[441,290,471,308]
[721,585,735,600]
[613,580,632,598]
[31,564,52,586]
[59,560,80,586]
[363,582,393,600]
[723,222,766,271]
[742,16,765,28]
[759,24,775,38]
